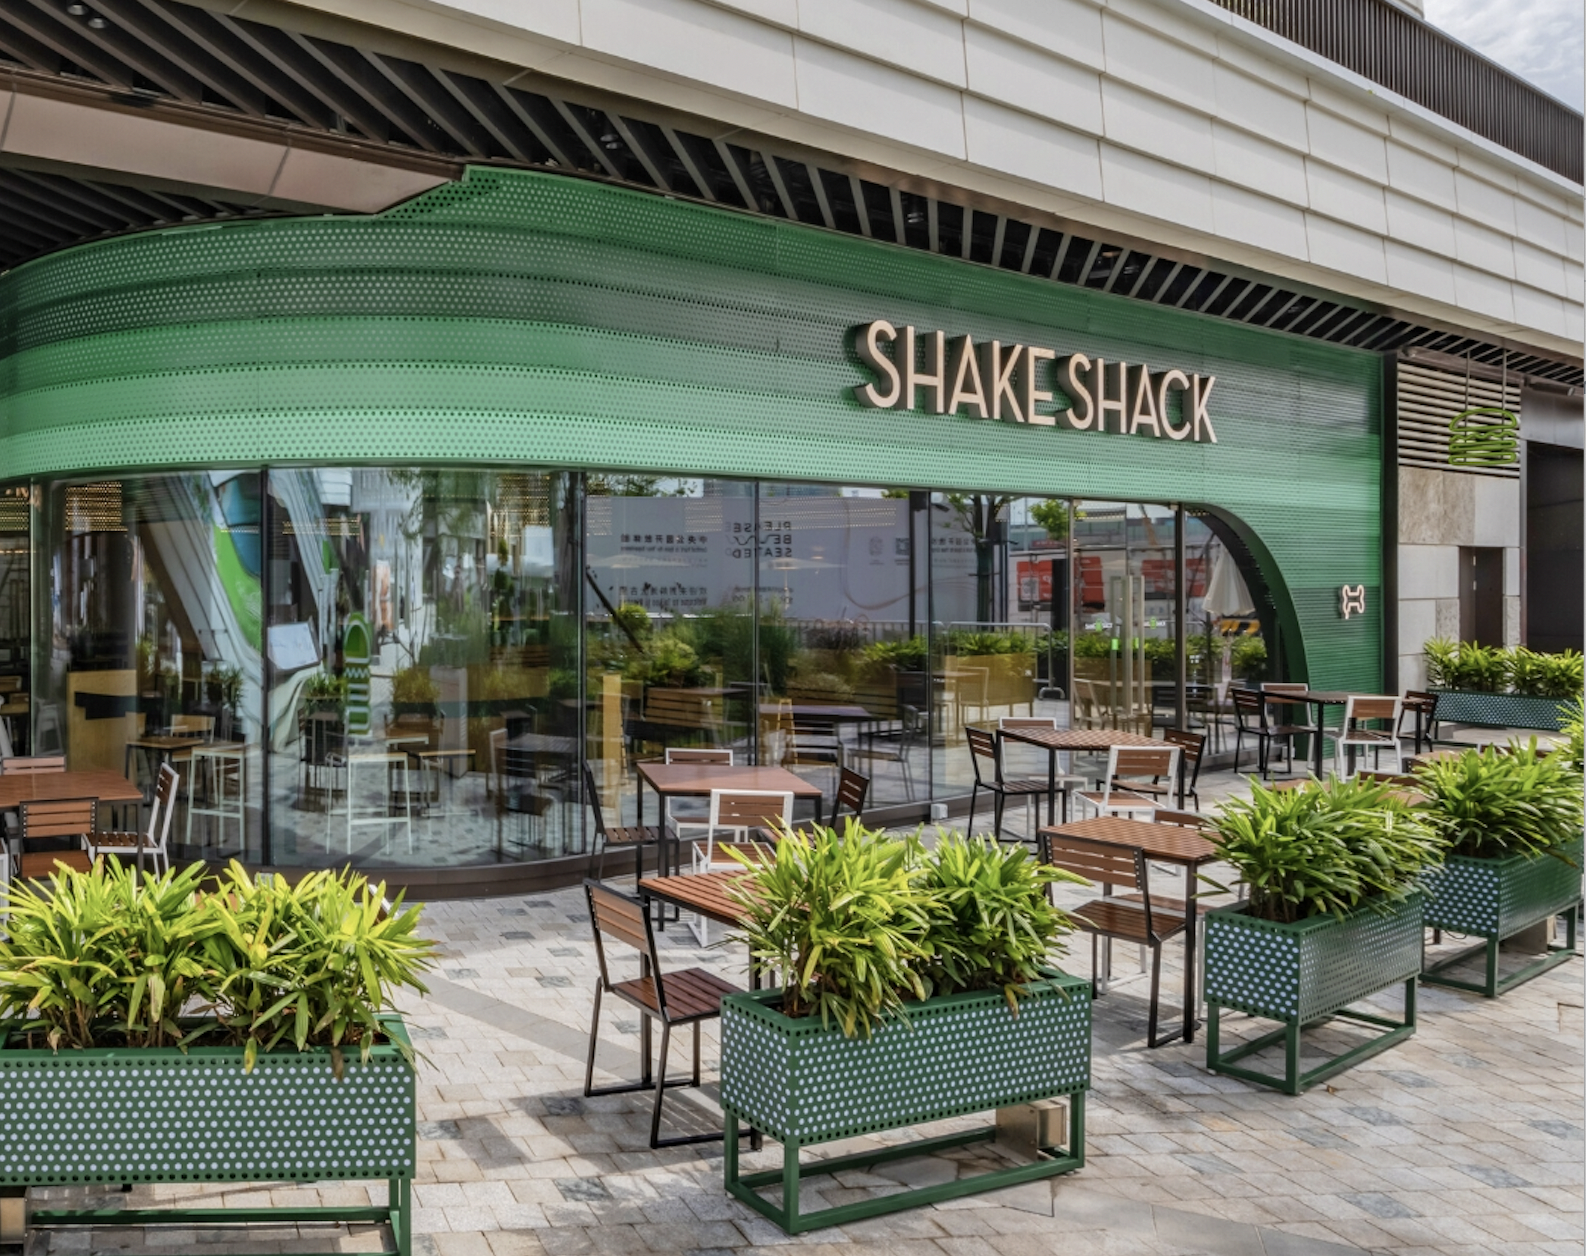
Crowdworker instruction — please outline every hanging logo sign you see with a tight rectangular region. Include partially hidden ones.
[343,614,372,736]
[1448,407,1519,467]
[851,321,1217,443]
[1339,586,1366,619]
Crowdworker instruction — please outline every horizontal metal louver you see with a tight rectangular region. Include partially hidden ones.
[1396,362,1522,479]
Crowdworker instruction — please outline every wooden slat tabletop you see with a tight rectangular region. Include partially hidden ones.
[639,869,758,928]
[1039,815,1219,866]
[998,727,1161,752]
[638,763,824,799]
[0,769,144,809]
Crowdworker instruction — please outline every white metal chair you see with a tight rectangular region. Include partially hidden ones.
[186,744,245,851]
[92,763,178,876]
[663,747,733,847]
[1334,695,1404,778]
[330,751,414,855]
[1073,745,1180,820]
[685,788,790,944]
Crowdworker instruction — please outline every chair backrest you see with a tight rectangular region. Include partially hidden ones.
[709,789,793,833]
[0,675,20,693]
[1112,745,1179,780]
[584,880,661,1004]
[581,761,609,837]
[1261,683,1307,694]
[1229,688,1264,727]
[171,714,215,740]
[964,726,999,782]
[1161,727,1204,789]
[665,747,733,765]
[1040,831,1170,939]
[1403,690,1438,715]
[834,768,869,822]
[1,755,65,775]
[19,850,93,879]
[20,797,97,843]
[149,764,180,848]
[1345,695,1401,726]
[1153,808,1209,828]
[999,717,1057,731]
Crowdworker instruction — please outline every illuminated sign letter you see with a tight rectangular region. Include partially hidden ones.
[1093,359,1129,434]
[1060,354,1094,429]
[1023,347,1056,426]
[1191,374,1218,443]
[1340,585,1366,619]
[853,320,900,408]
[980,341,1024,422]
[902,326,946,414]
[1156,369,1192,441]
[1129,364,1162,437]
[947,335,989,418]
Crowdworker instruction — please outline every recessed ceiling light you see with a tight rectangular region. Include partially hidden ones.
[65,2,87,13]
[87,15,106,26]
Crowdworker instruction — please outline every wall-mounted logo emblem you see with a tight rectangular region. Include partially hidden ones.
[343,614,372,736]
[1339,586,1366,619]
[1448,407,1519,467]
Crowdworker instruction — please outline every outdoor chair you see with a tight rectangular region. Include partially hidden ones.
[687,789,793,941]
[1040,830,1189,1048]
[583,881,741,1148]
[1262,682,1322,762]
[845,704,919,799]
[18,797,97,872]
[999,717,1084,820]
[89,764,178,876]
[965,726,1051,842]
[1399,691,1439,755]
[1231,688,1308,779]
[1112,728,1204,811]
[1074,745,1180,820]
[787,767,869,839]
[1335,696,1404,778]
[584,762,664,884]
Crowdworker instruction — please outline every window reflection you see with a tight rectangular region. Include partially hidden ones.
[266,469,579,867]
[0,487,29,756]
[36,474,264,859]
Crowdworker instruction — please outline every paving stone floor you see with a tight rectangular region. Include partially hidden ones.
[23,846,1582,1256]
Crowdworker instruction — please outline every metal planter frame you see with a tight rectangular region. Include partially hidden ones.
[1204,896,1423,1095]
[718,971,1091,1233]
[1428,689,1569,732]
[0,1015,416,1255]
[1421,837,1583,997]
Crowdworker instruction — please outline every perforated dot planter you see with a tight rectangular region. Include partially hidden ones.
[0,1016,416,1255]
[1204,896,1423,1094]
[1422,836,1583,997]
[719,970,1091,1233]
[1427,689,1570,732]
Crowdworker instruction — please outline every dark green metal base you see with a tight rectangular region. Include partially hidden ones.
[722,1096,1085,1234]
[1422,911,1579,998]
[1207,980,1416,1095]
[28,1177,412,1256]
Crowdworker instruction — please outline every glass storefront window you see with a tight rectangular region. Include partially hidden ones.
[35,474,264,859]
[932,494,1069,800]
[583,476,754,831]
[265,469,579,867]
[758,485,929,810]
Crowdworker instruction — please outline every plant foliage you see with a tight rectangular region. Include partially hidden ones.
[1423,639,1583,697]
[0,860,435,1068]
[1209,777,1446,923]
[729,823,1079,1037]
[1411,743,1584,861]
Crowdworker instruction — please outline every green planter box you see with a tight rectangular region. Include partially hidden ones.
[1429,689,1570,732]
[719,971,1090,1233]
[1422,836,1583,996]
[0,1016,416,1254]
[1204,896,1423,1094]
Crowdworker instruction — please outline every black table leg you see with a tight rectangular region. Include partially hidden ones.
[1182,861,1198,1043]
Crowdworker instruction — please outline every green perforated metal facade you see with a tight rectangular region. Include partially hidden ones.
[0,166,1384,691]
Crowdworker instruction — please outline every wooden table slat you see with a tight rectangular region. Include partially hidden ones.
[997,727,1162,752]
[0,769,144,809]
[639,870,757,928]
[637,763,824,799]
[1039,815,1218,865]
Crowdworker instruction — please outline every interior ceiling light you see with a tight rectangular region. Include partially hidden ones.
[65,2,87,12]
[87,15,106,26]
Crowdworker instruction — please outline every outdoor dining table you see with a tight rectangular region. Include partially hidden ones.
[0,767,146,865]
[635,762,826,833]
[995,726,1162,822]
[1256,690,1377,776]
[1037,814,1219,1045]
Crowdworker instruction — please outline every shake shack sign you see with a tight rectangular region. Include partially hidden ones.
[852,320,1217,443]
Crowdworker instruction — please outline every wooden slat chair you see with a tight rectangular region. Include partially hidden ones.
[1040,830,1189,1048]
[1113,728,1205,811]
[17,797,97,884]
[582,881,740,1148]
[965,726,1050,842]
[999,717,1085,822]
[1231,688,1309,779]
[844,704,920,800]
[584,762,664,884]
[1074,745,1180,820]
[687,790,792,944]
[0,756,67,842]
[1399,691,1439,755]
[90,764,178,876]
[1335,696,1404,778]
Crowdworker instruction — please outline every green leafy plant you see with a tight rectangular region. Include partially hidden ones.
[302,670,346,708]
[390,664,439,706]
[1509,647,1585,698]
[860,635,928,674]
[204,664,244,713]
[1412,744,1584,861]
[918,835,1080,1010]
[730,822,931,1038]
[729,824,1079,1037]
[1029,499,1070,542]
[0,860,435,1070]
[1230,635,1267,682]
[1208,777,1446,923]
[1559,699,1584,774]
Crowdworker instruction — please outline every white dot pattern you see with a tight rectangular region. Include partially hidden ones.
[719,975,1091,1143]
[0,1047,415,1185]
[1422,835,1583,938]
